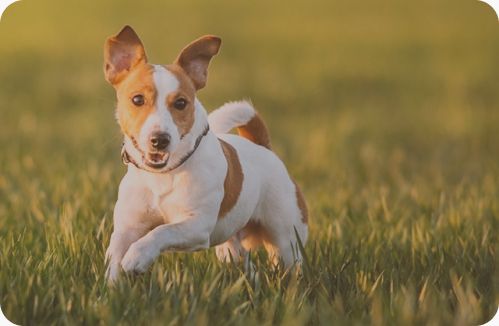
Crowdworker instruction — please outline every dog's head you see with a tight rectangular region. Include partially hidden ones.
[104,26,221,172]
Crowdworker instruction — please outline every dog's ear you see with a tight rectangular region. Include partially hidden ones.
[104,26,147,85]
[174,35,221,90]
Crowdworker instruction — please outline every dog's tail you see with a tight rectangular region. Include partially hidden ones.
[208,100,271,149]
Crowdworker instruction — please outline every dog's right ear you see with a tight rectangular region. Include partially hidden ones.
[104,26,147,85]
[174,35,221,90]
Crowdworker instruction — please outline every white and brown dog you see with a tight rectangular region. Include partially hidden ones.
[103,26,308,282]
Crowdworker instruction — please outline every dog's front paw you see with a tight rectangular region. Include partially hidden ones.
[106,263,121,284]
[121,240,160,274]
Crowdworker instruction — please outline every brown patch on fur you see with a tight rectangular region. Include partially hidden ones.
[115,64,157,139]
[237,113,272,149]
[238,221,279,265]
[218,139,244,218]
[239,221,267,251]
[164,64,197,137]
[293,180,308,224]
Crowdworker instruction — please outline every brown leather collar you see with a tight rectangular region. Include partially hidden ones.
[121,124,210,174]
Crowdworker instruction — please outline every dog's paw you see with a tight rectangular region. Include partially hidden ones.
[121,240,160,274]
[106,263,121,284]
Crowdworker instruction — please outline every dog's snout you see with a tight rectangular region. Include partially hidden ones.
[149,132,170,150]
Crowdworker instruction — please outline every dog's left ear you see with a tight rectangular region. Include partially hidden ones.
[104,25,147,85]
[174,35,221,90]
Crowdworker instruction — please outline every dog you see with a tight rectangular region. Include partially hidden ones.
[103,26,308,282]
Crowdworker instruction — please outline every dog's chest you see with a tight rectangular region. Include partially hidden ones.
[142,172,195,224]
[145,174,175,197]
[149,192,189,224]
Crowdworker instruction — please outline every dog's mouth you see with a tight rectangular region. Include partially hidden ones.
[144,151,169,169]
[125,135,171,170]
[123,125,210,174]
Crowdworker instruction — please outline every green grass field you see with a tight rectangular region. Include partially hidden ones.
[1,0,498,324]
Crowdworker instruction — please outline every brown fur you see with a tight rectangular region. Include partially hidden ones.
[103,26,158,141]
[239,221,282,265]
[115,64,157,139]
[237,113,272,150]
[239,221,268,251]
[164,64,197,137]
[218,139,244,218]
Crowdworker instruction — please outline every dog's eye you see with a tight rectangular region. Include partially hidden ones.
[132,94,145,106]
[173,98,187,110]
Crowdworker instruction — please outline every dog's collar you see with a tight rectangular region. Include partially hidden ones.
[121,124,210,174]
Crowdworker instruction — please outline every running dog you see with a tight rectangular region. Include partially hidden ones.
[103,26,308,282]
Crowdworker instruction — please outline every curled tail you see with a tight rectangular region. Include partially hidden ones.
[208,100,271,149]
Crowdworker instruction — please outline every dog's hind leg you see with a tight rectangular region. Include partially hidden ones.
[215,235,247,263]
[216,234,259,276]
[262,230,304,268]
[259,184,309,269]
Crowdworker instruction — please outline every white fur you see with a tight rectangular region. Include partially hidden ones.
[208,100,256,133]
[106,80,307,283]
[140,65,181,151]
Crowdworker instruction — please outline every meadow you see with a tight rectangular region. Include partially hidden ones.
[0,0,498,324]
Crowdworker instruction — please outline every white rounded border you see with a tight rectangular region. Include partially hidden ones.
[481,306,499,326]
[479,0,499,20]
[0,306,18,326]
[0,0,20,22]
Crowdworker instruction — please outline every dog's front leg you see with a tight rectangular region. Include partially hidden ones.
[106,227,148,282]
[121,216,214,274]
[105,176,154,283]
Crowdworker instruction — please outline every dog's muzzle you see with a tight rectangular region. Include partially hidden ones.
[122,124,209,174]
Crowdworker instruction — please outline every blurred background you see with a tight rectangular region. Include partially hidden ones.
[1,0,498,193]
[1,0,499,185]
[0,0,498,324]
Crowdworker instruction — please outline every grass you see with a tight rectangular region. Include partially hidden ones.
[0,0,498,324]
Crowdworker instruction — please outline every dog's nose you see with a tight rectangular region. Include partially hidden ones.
[149,132,170,150]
